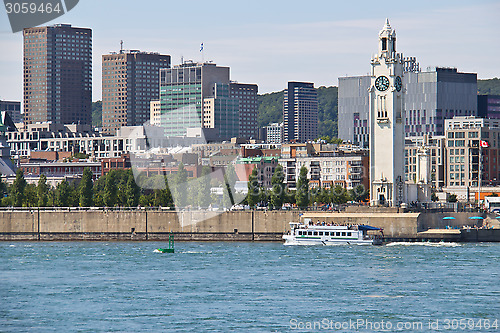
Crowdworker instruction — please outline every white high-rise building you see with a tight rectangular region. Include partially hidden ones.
[369,19,406,207]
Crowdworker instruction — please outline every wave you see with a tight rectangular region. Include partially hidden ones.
[385,241,461,247]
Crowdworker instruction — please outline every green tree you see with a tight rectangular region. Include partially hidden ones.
[295,166,309,209]
[103,170,118,207]
[172,163,188,207]
[270,164,285,209]
[198,166,212,208]
[11,169,27,207]
[125,171,140,207]
[431,192,439,202]
[56,180,71,207]
[478,78,500,95]
[37,174,49,207]
[92,100,102,127]
[222,165,237,209]
[348,184,369,202]
[78,167,94,207]
[247,167,260,208]
[0,175,7,199]
[447,193,458,203]
[93,175,106,207]
[24,184,37,207]
[312,187,330,204]
[332,185,349,205]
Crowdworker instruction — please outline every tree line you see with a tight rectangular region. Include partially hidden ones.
[246,165,369,210]
[0,167,174,208]
[0,164,368,209]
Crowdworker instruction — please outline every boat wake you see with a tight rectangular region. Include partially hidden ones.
[386,241,461,247]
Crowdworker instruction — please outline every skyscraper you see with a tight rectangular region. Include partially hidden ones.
[102,50,170,134]
[203,83,239,140]
[230,83,258,139]
[283,82,318,143]
[23,24,92,125]
[160,62,230,137]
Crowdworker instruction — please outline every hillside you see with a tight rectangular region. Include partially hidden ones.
[92,101,102,127]
[257,86,339,138]
[478,78,500,95]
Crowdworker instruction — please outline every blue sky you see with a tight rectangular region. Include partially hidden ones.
[0,0,499,101]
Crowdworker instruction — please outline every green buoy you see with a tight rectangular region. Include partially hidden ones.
[156,232,174,253]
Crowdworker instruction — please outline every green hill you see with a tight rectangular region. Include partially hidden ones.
[92,101,102,127]
[257,86,339,138]
[478,78,500,95]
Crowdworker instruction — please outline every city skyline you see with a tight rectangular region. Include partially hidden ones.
[0,0,499,102]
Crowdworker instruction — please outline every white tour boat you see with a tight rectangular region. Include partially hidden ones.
[283,222,383,246]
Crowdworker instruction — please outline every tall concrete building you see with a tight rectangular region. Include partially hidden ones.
[283,82,318,143]
[369,19,405,207]
[230,83,258,139]
[23,24,92,125]
[102,50,170,134]
[160,62,230,137]
[338,67,477,147]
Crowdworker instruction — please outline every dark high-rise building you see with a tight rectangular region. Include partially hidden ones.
[23,24,92,125]
[478,95,500,119]
[230,83,258,139]
[283,82,318,143]
[0,100,21,123]
[102,50,170,134]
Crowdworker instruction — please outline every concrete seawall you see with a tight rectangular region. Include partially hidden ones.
[0,209,497,242]
[0,209,296,241]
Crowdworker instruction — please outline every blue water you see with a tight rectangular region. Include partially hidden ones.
[0,242,499,332]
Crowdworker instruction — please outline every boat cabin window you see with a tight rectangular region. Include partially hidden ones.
[298,231,302,235]
[325,232,330,236]
[318,232,323,236]
[308,231,312,236]
[342,232,346,236]
[313,232,318,236]
[336,232,340,236]
[347,232,351,237]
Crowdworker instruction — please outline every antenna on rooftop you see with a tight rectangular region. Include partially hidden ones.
[120,40,124,54]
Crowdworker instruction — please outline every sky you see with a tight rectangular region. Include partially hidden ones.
[0,0,499,102]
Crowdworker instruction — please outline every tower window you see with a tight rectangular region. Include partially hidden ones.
[392,39,396,52]
[382,38,387,51]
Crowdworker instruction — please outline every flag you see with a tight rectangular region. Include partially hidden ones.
[200,43,204,52]
[480,140,489,148]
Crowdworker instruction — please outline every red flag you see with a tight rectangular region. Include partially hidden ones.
[480,140,489,148]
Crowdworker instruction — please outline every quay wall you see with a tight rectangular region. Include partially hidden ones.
[0,209,494,242]
[0,209,419,241]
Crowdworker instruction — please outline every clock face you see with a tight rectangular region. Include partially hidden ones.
[395,76,402,92]
[375,76,390,91]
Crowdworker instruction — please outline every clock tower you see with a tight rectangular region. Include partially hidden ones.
[369,19,405,207]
